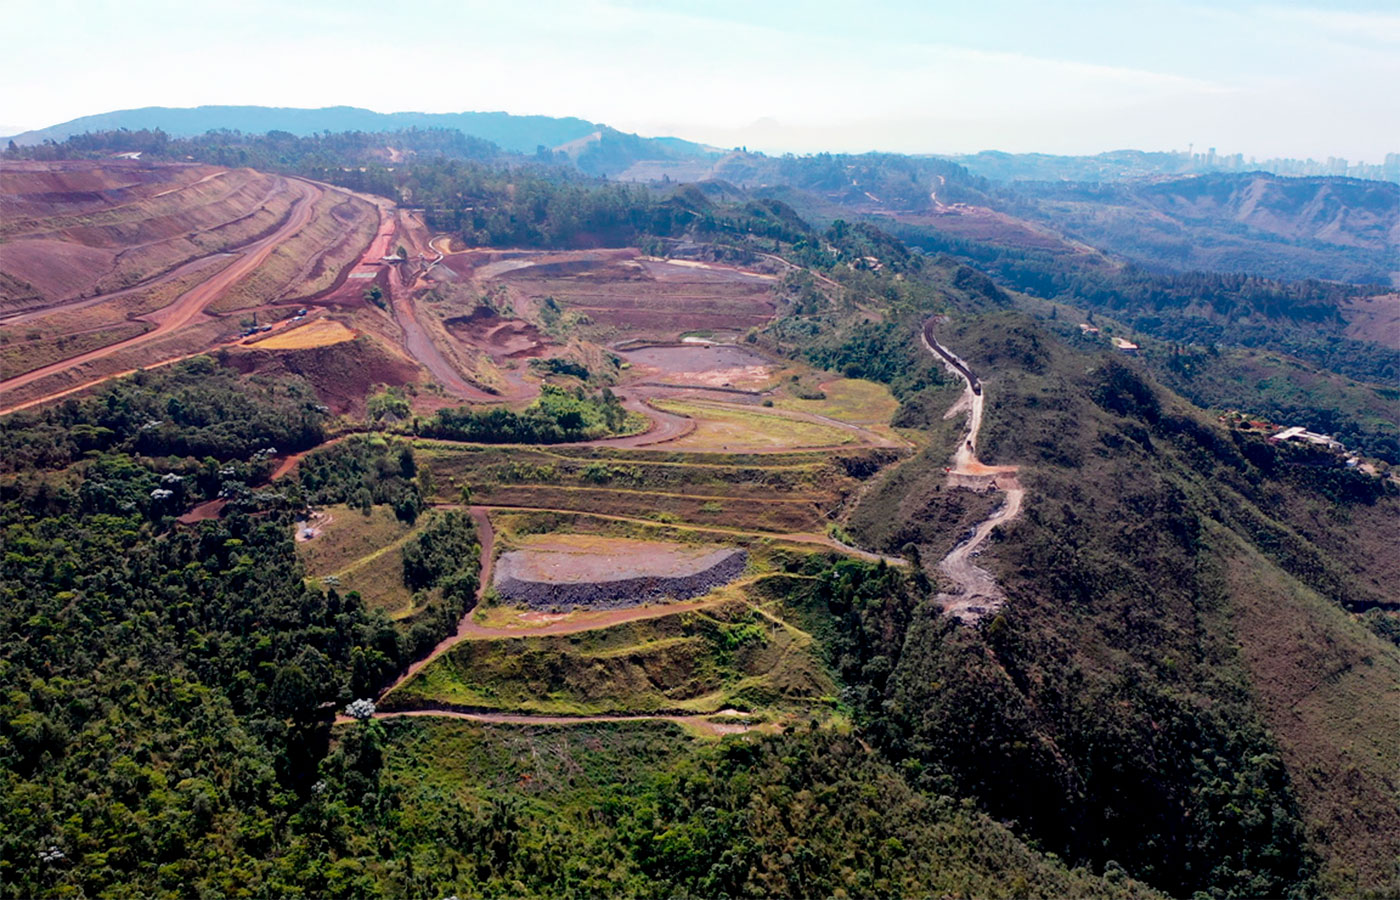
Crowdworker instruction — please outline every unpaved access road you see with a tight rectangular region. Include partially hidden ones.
[346,708,771,737]
[0,177,321,410]
[922,319,1025,622]
[379,505,497,697]
[0,252,237,327]
[387,268,497,402]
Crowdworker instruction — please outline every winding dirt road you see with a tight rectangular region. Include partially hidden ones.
[387,272,497,402]
[922,319,1025,623]
[574,393,696,447]
[348,707,771,737]
[0,177,321,412]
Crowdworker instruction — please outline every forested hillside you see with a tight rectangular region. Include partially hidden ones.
[2,130,1397,899]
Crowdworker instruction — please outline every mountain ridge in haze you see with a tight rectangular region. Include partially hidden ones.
[3,104,722,160]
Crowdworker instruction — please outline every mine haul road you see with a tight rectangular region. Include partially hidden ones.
[922,319,1026,622]
[0,176,322,412]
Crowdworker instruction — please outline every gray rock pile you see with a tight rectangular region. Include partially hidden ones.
[494,548,747,611]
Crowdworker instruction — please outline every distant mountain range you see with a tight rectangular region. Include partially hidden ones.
[2,104,721,162]
[9,105,1396,187]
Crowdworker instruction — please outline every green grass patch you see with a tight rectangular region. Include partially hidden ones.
[295,503,425,617]
[384,595,835,716]
[653,399,859,450]
[773,377,900,425]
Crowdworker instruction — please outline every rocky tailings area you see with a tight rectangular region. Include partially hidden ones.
[493,546,747,610]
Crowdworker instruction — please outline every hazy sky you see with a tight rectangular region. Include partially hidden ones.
[5,0,1397,161]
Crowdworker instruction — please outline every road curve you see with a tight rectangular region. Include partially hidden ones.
[387,273,497,402]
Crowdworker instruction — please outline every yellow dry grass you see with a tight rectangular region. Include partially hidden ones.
[257,318,356,350]
[653,399,858,450]
[774,378,899,425]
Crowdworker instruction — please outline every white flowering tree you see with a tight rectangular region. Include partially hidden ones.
[345,698,376,720]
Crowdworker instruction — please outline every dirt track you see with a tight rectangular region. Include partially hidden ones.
[577,394,695,447]
[387,262,497,402]
[0,177,321,410]
[348,707,770,737]
[922,320,1026,623]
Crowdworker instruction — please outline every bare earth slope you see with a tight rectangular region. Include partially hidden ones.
[0,161,384,410]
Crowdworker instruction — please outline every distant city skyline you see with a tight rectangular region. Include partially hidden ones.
[5,0,1397,163]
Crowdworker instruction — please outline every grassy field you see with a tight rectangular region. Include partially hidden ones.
[421,445,834,499]
[256,318,356,350]
[385,594,835,716]
[471,484,829,532]
[487,510,839,571]
[417,440,862,468]
[653,399,859,450]
[418,442,869,533]
[373,715,695,808]
[773,377,899,425]
[295,503,421,616]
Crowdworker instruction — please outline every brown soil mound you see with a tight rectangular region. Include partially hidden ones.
[0,160,215,219]
[444,307,546,358]
[223,334,421,415]
[619,344,772,387]
[491,249,778,340]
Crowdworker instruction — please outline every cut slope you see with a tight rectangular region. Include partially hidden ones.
[493,534,747,609]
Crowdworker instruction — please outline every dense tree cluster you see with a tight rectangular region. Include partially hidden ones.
[297,435,424,522]
[422,385,634,444]
[0,356,326,474]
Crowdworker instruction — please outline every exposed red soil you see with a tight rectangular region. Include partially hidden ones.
[0,159,216,219]
[873,203,1088,254]
[444,307,547,359]
[2,165,288,306]
[223,332,422,416]
[618,343,773,389]
[486,251,778,340]
[176,498,227,524]
[311,199,397,306]
[1,252,236,326]
[0,177,320,408]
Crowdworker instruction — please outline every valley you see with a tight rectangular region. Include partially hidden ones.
[2,135,1395,900]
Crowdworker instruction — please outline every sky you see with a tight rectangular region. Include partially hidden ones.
[4,0,1397,161]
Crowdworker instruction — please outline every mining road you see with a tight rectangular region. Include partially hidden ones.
[921,318,1026,622]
